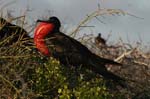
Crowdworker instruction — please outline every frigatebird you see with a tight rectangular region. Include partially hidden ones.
[34,16,126,87]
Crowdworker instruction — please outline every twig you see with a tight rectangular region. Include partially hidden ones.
[0,55,34,59]
[0,74,20,95]
[127,13,144,20]
[70,8,128,37]
[10,15,25,21]
[115,48,136,61]
[133,61,149,67]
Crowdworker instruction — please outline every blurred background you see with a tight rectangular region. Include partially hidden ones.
[1,0,150,46]
[0,1,150,98]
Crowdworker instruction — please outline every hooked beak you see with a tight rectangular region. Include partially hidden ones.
[37,19,44,22]
[36,19,51,23]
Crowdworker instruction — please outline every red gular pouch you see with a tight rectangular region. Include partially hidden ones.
[34,22,54,56]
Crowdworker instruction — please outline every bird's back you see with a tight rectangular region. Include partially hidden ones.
[45,32,120,66]
[45,32,92,66]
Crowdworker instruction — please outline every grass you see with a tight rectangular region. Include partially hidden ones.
[0,30,149,99]
[0,8,149,99]
[0,42,116,98]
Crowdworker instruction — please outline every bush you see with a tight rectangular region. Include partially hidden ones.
[0,39,126,98]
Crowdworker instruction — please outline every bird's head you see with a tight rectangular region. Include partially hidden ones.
[98,33,101,37]
[48,16,61,32]
[37,16,61,32]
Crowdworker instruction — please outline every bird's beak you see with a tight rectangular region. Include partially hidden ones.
[36,19,52,24]
[36,20,45,23]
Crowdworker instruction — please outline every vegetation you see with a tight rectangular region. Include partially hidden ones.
[0,40,121,98]
[0,7,149,99]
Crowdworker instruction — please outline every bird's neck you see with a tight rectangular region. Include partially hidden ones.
[52,28,60,33]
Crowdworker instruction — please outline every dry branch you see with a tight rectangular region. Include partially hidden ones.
[115,48,136,62]
[70,8,134,37]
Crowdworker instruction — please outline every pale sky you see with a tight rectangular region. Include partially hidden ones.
[1,0,150,46]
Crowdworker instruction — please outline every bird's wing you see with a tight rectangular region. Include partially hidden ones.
[45,32,90,66]
[45,32,125,87]
[46,32,121,66]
